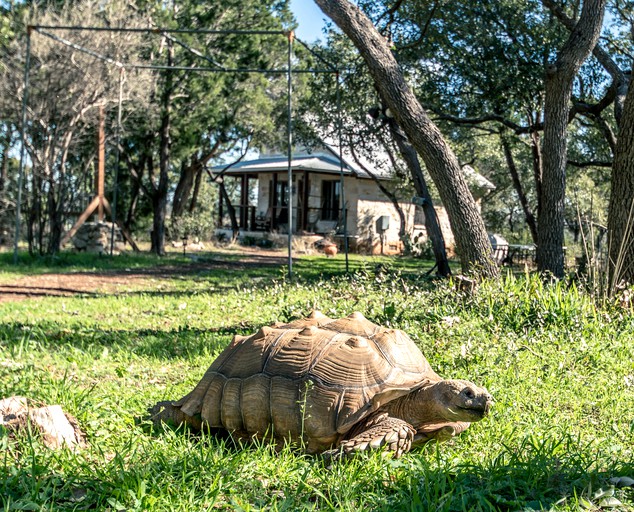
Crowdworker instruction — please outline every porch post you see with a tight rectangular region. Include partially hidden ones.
[302,170,309,231]
[272,172,278,231]
[240,174,248,228]
[217,182,223,227]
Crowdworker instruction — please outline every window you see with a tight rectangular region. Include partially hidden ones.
[268,180,289,224]
[414,206,425,226]
[321,180,340,221]
[274,181,289,206]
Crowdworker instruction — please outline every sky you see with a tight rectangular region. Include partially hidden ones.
[289,0,329,42]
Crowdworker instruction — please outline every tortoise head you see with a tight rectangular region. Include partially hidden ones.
[404,379,493,427]
[429,379,493,422]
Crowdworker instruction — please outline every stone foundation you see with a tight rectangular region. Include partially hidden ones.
[71,222,125,255]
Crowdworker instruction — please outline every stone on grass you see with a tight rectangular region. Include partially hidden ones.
[0,395,85,450]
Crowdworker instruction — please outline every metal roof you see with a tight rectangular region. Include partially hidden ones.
[210,146,389,179]
[210,147,496,191]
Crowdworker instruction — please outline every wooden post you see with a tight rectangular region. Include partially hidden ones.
[60,103,138,251]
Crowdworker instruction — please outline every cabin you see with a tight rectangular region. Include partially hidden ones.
[213,147,494,255]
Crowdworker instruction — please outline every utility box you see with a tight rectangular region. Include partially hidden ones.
[376,215,390,233]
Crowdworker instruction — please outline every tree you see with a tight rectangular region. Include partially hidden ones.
[295,35,450,274]
[314,0,498,278]
[117,0,293,255]
[537,0,607,278]
[607,78,634,289]
[0,0,149,254]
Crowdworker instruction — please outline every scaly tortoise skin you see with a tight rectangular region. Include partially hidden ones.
[152,311,493,457]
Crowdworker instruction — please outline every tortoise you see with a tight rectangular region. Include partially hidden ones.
[151,311,493,458]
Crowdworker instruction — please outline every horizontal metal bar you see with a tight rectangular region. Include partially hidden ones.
[33,27,339,74]
[161,32,225,70]
[36,28,124,67]
[294,38,337,72]
[30,25,289,36]
[128,64,336,73]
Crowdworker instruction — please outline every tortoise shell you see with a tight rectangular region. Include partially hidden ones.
[172,311,441,452]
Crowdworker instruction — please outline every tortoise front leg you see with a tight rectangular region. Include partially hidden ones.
[412,421,471,447]
[325,413,415,459]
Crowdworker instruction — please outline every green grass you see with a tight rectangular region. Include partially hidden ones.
[1,251,633,511]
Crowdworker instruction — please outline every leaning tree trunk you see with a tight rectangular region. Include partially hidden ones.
[218,181,239,242]
[172,158,199,218]
[189,164,204,213]
[607,79,634,291]
[537,0,606,278]
[173,142,222,218]
[388,120,451,276]
[501,135,538,244]
[125,178,141,234]
[314,0,498,278]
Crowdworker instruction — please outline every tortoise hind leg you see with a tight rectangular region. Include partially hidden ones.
[325,413,415,459]
[148,400,202,432]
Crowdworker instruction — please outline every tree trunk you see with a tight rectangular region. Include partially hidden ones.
[314,0,498,278]
[607,77,634,291]
[46,187,62,255]
[0,143,7,193]
[125,178,141,233]
[500,135,538,244]
[218,180,239,241]
[388,120,451,276]
[530,129,543,219]
[189,164,204,213]
[537,0,606,278]
[173,141,222,218]
[150,42,174,256]
[172,157,199,218]
[29,172,44,255]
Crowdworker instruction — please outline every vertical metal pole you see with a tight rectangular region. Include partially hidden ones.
[110,67,124,255]
[336,71,349,272]
[286,30,294,279]
[13,27,32,264]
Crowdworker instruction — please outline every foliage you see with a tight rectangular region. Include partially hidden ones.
[0,252,633,510]
[307,0,622,266]
[0,0,153,254]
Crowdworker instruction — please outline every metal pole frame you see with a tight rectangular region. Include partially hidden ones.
[15,24,349,277]
[13,27,32,264]
[110,67,125,255]
[335,72,349,272]
[286,30,294,280]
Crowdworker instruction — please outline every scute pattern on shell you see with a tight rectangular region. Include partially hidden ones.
[173,311,440,452]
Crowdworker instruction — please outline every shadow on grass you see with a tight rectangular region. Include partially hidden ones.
[0,322,263,359]
[1,249,442,285]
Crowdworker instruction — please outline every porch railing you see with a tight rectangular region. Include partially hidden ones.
[221,205,342,233]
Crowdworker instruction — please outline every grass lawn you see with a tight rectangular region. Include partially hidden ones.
[0,249,633,511]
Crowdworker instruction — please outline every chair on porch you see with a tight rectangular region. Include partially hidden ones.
[254,208,272,231]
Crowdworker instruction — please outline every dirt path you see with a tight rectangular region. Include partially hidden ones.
[0,249,290,303]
